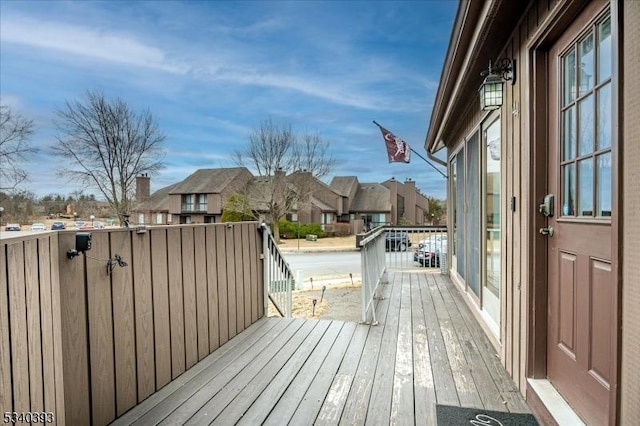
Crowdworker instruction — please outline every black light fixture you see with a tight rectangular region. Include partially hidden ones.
[479,58,516,111]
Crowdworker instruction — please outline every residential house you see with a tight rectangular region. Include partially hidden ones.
[134,169,432,232]
[425,1,638,424]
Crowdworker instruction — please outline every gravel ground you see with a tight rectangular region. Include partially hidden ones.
[291,283,362,323]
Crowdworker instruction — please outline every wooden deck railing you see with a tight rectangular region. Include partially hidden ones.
[0,222,264,425]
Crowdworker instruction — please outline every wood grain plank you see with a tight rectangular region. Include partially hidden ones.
[256,321,349,426]
[429,274,482,408]
[180,227,198,370]
[216,226,229,345]
[37,237,57,417]
[56,232,91,423]
[7,243,29,411]
[0,242,14,412]
[132,229,156,402]
[365,274,402,425]
[112,318,277,426]
[435,275,507,411]
[442,274,530,413]
[110,231,137,416]
[338,278,395,425]
[412,273,437,426]
[86,231,116,424]
[24,239,44,411]
[419,272,459,407]
[248,223,259,323]
[187,320,315,425]
[167,227,186,379]
[226,225,237,339]
[217,321,333,425]
[48,234,66,426]
[205,226,219,352]
[286,322,359,425]
[315,324,370,425]
[150,229,172,389]
[193,226,209,360]
[390,275,414,425]
[241,223,251,329]
[158,319,306,425]
[233,224,245,333]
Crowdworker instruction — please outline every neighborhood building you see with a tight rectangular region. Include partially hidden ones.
[425,1,638,425]
[133,168,432,233]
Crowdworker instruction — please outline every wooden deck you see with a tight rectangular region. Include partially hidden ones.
[112,271,530,425]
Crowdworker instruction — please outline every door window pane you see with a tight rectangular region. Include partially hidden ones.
[598,16,612,83]
[578,94,594,156]
[597,83,611,150]
[596,153,612,217]
[455,149,465,278]
[485,119,500,298]
[466,132,480,297]
[564,49,576,105]
[578,158,594,216]
[563,163,576,216]
[578,32,594,96]
[563,106,576,161]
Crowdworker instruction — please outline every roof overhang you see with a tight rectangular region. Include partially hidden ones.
[425,0,530,154]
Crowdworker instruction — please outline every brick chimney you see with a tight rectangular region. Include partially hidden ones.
[136,173,151,201]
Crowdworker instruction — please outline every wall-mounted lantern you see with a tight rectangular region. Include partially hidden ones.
[479,58,516,111]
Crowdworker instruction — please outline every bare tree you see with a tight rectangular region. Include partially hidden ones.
[52,91,165,225]
[233,118,335,241]
[0,105,37,191]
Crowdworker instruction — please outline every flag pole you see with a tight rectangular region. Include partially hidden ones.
[373,120,448,179]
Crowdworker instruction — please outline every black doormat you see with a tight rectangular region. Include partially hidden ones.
[436,404,539,426]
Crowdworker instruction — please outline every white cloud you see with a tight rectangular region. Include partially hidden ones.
[1,16,190,74]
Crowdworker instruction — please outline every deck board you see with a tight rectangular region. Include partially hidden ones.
[115,271,531,425]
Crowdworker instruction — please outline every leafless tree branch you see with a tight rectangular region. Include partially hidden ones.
[0,105,37,191]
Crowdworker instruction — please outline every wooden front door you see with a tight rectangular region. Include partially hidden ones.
[546,3,614,425]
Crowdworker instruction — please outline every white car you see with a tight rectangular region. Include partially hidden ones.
[414,235,448,267]
[30,223,47,231]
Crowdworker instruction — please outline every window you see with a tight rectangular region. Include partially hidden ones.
[484,118,501,298]
[156,213,163,224]
[182,194,194,211]
[196,194,208,211]
[561,15,612,217]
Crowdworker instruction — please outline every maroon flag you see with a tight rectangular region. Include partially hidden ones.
[376,123,411,163]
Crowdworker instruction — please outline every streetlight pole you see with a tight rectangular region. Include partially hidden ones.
[90,214,95,228]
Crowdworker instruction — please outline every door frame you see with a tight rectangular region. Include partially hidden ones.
[526,1,621,424]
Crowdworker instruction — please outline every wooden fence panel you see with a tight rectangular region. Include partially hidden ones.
[24,239,44,411]
[225,225,237,339]
[131,229,155,402]
[167,227,186,379]
[242,224,251,329]
[57,231,91,424]
[2,222,265,425]
[86,231,116,424]
[0,242,12,412]
[216,227,229,345]
[194,227,210,361]
[37,237,57,418]
[206,226,220,352]
[150,228,172,389]
[181,227,198,370]
[7,243,29,411]
[110,231,137,416]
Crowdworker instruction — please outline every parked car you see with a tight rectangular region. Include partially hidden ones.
[51,221,66,230]
[414,235,448,267]
[30,223,47,231]
[93,221,105,229]
[4,223,21,231]
[73,221,86,229]
[385,231,412,252]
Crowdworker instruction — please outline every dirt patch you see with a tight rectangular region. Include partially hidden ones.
[291,282,362,323]
[278,235,357,252]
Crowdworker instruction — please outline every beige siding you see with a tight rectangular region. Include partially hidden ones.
[621,1,640,423]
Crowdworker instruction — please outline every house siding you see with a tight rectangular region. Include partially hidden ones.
[429,0,639,423]
[621,1,640,423]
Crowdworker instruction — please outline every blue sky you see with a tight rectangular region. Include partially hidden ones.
[1,0,456,200]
